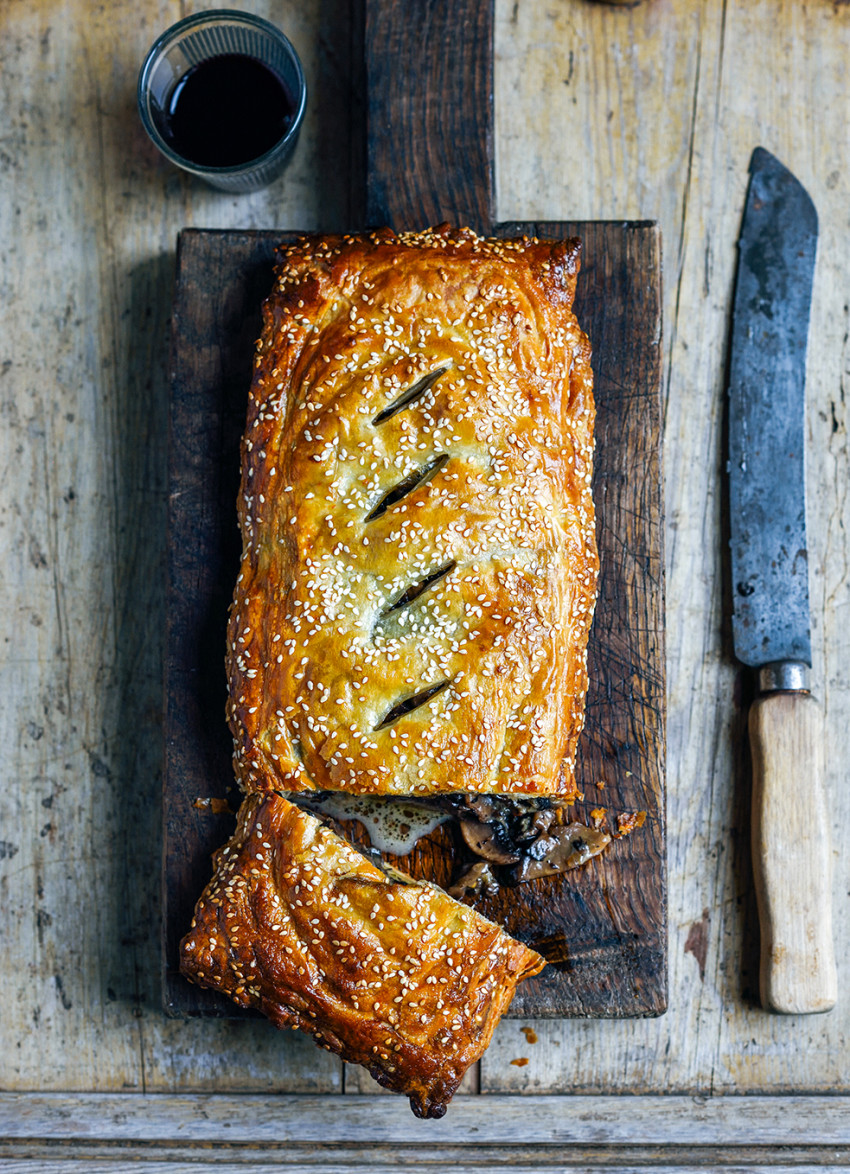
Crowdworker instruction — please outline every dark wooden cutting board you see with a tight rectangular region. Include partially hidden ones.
[163,0,665,1019]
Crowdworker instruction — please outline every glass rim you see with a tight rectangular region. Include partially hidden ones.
[137,8,308,178]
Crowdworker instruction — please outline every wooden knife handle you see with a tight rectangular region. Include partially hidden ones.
[749,691,837,1014]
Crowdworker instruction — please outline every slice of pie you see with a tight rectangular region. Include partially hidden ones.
[180,792,544,1118]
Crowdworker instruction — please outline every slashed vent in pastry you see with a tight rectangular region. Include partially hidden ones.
[227,225,597,798]
[179,792,545,1118]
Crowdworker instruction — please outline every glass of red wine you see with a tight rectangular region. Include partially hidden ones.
[138,9,307,192]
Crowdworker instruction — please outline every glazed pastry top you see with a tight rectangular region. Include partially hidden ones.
[227,226,597,796]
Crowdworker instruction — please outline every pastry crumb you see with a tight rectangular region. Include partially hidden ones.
[193,796,233,814]
[615,810,646,837]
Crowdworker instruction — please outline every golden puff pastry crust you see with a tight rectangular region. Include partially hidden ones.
[179,792,544,1118]
[228,225,597,797]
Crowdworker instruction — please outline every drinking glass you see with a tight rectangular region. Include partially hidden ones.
[138,9,307,193]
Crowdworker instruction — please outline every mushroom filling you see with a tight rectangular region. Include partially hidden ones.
[508,823,612,883]
[289,790,611,893]
[439,795,611,891]
[448,861,499,901]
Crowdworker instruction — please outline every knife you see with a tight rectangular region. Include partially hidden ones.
[728,147,837,1014]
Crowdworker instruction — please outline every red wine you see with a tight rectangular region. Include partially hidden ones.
[155,54,295,167]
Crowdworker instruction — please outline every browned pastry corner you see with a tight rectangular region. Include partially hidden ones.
[179,792,545,1118]
[227,225,597,798]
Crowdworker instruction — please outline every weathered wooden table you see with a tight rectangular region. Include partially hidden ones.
[2,0,849,1168]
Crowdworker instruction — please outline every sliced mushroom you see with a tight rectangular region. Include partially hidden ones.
[513,806,556,843]
[459,816,521,865]
[509,822,611,884]
[448,862,499,901]
[459,794,502,824]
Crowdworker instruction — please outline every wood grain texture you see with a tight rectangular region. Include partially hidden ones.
[3,1091,850,1144]
[162,221,664,1019]
[749,691,836,1014]
[365,0,494,232]
[2,0,850,1114]
[4,1161,850,1174]
[4,1094,850,1174]
[6,1164,850,1174]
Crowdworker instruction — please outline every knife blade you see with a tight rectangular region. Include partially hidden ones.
[728,146,836,1014]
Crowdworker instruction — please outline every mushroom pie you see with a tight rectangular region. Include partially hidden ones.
[181,225,597,1116]
[227,225,597,799]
